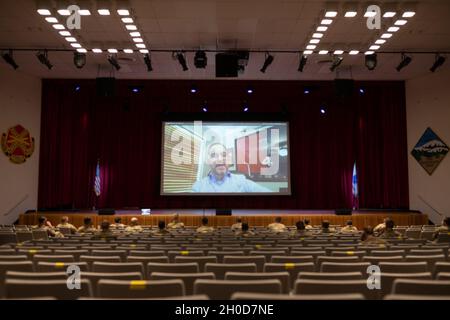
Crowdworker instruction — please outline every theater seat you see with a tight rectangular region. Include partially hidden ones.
[264,262,315,289]
[5,279,92,299]
[97,279,185,298]
[147,262,199,277]
[150,272,215,295]
[5,271,67,281]
[81,272,142,292]
[223,256,266,272]
[225,271,290,294]
[298,272,363,281]
[91,262,144,276]
[36,261,88,272]
[392,279,450,296]
[379,262,428,273]
[294,279,378,299]
[231,292,365,300]
[205,263,257,280]
[320,262,370,273]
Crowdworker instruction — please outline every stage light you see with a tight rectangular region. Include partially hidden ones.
[45,17,58,23]
[36,50,53,70]
[394,19,408,26]
[365,53,377,71]
[65,37,76,42]
[243,101,249,112]
[298,54,307,72]
[130,32,141,37]
[98,9,110,15]
[73,52,86,69]
[388,26,400,32]
[107,54,121,70]
[246,87,253,94]
[334,50,344,55]
[37,9,51,15]
[1,50,19,70]
[383,11,396,18]
[52,24,65,30]
[320,107,326,114]
[108,49,118,53]
[396,53,412,72]
[330,55,343,72]
[135,44,146,49]
[92,48,103,53]
[430,55,445,72]
[125,25,137,30]
[359,88,365,94]
[306,45,316,50]
[122,17,133,23]
[77,48,87,53]
[402,11,415,18]
[190,86,197,93]
[175,52,188,71]
[70,43,81,48]
[303,87,311,94]
[321,19,333,25]
[132,87,139,93]
[117,9,130,16]
[59,31,71,36]
[243,106,249,112]
[143,53,153,72]
[303,50,313,55]
[349,50,359,55]
[317,26,328,32]
[75,85,80,91]
[139,49,149,54]
[123,49,133,54]
[194,50,207,68]
[381,33,393,39]
[375,39,386,45]
[369,45,380,50]
[260,53,274,73]
[318,50,328,55]
[345,11,357,17]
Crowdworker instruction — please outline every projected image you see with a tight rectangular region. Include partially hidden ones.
[161,121,290,195]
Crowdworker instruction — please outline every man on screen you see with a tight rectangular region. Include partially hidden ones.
[192,143,271,193]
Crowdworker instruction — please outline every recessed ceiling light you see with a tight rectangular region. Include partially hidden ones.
[78,10,91,16]
[388,26,400,32]
[303,50,313,55]
[123,49,134,53]
[325,11,337,17]
[306,45,316,50]
[130,32,141,37]
[139,49,149,53]
[57,9,70,16]
[402,11,415,18]
[309,39,320,44]
[121,17,133,23]
[334,50,344,55]
[383,12,396,18]
[92,49,103,53]
[375,39,386,44]
[135,43,146,48]
[395,19,408,25]
[76,48,87,53]
[344,11,357,17]
[70,43,81,48]
[318,50,328,55]
[37,9,51,16]
[52,24,65,30]
[97,9,110,15]
[108,49,118,53]
[364,11,377,17]
[381,33,393,39]
[365,51,375,55]
[321,19,333,25]
[349,50,359,55]
[369,45,380,50]
[65,37,76,42]
[117,9,130,16]
[317,26,328,32]
[45,17,58,23]
[125,24,137,30]
[312,33,323,38]
[132,38,143,43]
[59,31,71,36]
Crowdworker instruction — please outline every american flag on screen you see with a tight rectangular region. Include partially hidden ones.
[94,160,101,197]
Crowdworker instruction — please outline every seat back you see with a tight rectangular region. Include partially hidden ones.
[298,272,363,281]
[263,262,315,289]
[194,279,282,300]
[223,256,266,272]
[91,262,144,276]
[379,272,432,297]
[392,279,450,296]
[294,279,378,299]
[81,272,142,292]
[0,233,18,245]
[225,271,290,294]
[147,262,199,277]
[379,262,428,274]
[97,279,185,298]
[150,272,215,295]
[320,262,370,273]
[5,279,92,299]
[36,261,88,272]
[33,254,75,263]
[174,256,218,272]
[205,263,257,280]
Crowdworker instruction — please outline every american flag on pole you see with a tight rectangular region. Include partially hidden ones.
[94,160,101,197]
[352,162,358,209]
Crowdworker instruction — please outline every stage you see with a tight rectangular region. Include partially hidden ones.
[19,210,428,229]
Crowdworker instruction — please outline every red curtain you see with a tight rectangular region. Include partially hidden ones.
[38,79,408,210]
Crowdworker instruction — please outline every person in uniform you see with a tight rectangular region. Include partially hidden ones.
[167,214,185,229]
[378,218,402,239]
[373,218,389,235]
[196,217,214,234]
[33,216,61,237]
[236,222,255,237]
[92,221,117,240]
[360,226,387,245]
[320,220,336,234]
[56,216,77,234]
[77,217,97,234]
[152,220,170,236]
[303,219,314,230]
[267,217,287,233]
[110,217,126,230]
[434,217,450,240]
[290,220,313,238]
[125,217,143,233]
[340,220,358,233]
[231,217,243,232]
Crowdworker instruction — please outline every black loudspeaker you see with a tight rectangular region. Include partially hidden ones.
[216,209,232,216]
[334,79,354,98]
[215,53,239,77]
[98,208,116,215]
[96,77,116,97]
[335,208,352,215]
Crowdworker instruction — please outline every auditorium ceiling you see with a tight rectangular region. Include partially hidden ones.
[0,0,449,80]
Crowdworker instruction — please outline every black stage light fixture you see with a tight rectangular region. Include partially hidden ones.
[330,55,343,72]
[194,50,207,68]
[365,53,377,71]
[143,53,153,72]
[1,50,19,69]
[107,54,121,71]
[73,52,86,69]
[260,52,274,73]
[298,54,307,72]
[175,51,188,71]
[396,53,412,72]
[36,50,53,70]
[430,54,446,72]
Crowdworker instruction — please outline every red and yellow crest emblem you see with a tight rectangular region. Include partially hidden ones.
[1,125,35,164]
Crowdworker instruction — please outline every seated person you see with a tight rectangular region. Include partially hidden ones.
[110,217,126,230]
[304,219,313,230]
[56,216,77,234]
[191,143,271,193]
[320,220,336,234]
[373,217,388,235]
[378,218,401,239]
[196,217,214,234]
[77,217,97,234]
[152,220,170,236]
[290,220,313,238]
[340,220,358,233]
[267,217,287,233]
[360,226,387,245]
[434,217,450,240]
[236,222,255,237]
[92,221,117,240]
[125,217,143,233]
[231,217,243,232]
[33,216,61,237]
[167,213,185,229]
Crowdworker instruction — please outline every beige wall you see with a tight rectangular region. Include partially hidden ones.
[406,68,450,224]
[0,67,41,224]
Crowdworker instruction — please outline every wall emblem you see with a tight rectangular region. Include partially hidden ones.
[411,127,448,175]
[1,125,35,164]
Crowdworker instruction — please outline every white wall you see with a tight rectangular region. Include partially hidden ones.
[0,67,41,224]
[406,67,450,224]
